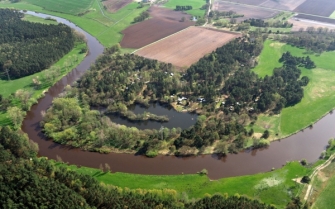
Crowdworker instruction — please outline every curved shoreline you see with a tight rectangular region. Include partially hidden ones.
[20,10,334,180]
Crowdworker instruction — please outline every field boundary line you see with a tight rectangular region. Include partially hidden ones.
[131,26,194,54]
[95,0,115,21]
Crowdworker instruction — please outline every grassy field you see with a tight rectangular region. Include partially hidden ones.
[26,0,93,15]
[22,14,58,24]
[164,0,207,17]
[0,1,148,47]
[59,161,309,208]
[252,40,335,137]
[0,42,87,126]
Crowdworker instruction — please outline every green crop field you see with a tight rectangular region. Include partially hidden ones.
[164,0,207,17]
[26,0,93,15]
[252,40,335,137]
[58,161,309,208]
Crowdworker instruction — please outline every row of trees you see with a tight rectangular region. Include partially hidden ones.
[0,9,75,79]
[133,11,150,23]
[243,18,292,28]
[175,5,193,11]
[1,126,281,208]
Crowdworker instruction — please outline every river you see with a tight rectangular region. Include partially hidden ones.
[21,11,335,180]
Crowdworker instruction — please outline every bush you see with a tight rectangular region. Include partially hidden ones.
[199,169,208,175]
[301,176,311,184]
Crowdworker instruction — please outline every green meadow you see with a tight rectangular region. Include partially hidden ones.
[0,42,87,126]
[0,0,148,47]
[58,161,309,208]
[164,0,207,17]
[26,0,93,15]
[22,14,58,24]
[252,40,335,137]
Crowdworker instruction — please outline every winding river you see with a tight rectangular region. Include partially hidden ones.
[22,11,335,180]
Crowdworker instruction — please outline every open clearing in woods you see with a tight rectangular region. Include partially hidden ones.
[135,26,240,68]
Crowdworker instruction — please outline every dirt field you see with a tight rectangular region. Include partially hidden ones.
[294,0,335,17]
[135,27,240,68]
[216,0,306,11]
[212,1,279,21]
[120,6,194,49]
[102,0,133,12]
[289,16,335,31]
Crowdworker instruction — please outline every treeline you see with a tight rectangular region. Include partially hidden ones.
[133,11,150,23]
[278,30,335,53]
[244,18,292,28]
[0,126,278,209]
[175,5,193,11]
[279,52,315,69]
[209,10,244,19]
[0,9,75,79]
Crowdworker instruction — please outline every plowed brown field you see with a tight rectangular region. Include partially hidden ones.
[212,1,279,21]
[102,0,132,12]
[135,27,240,68]
[120,6,194,49]
[294,0,335,17]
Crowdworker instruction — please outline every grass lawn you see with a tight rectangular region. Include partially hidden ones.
[164,0,207,17]
[22,14,58,24]
[59,161,309,208]
[0,42,87,126]
[252,39,335,137]
[26,0,93,15]
[0,1,148,47]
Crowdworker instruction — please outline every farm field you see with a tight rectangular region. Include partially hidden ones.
[294,0,335,17]
[120,6,194,49]
[26,0,93,15]
[252,40,335,137]
[212,1,279,21]
[295,14,335,25]
[135,27,240,68]
[214,0,306,11]
[61,161,309,208]
[102,0,133,12]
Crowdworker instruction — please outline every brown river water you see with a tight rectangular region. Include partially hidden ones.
[21,11,335,180]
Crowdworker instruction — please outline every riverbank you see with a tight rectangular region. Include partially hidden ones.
[56,159,309,208]
[0,1,148,47]
[0,41,87,126]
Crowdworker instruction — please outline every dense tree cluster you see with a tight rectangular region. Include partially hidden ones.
[243,18,292,28]
[209,10,244,19]
[279,30,335,53]
[133,11,150,23]
[0,9,75,79]
[175,5,193,11]
[0,126,276,209]
[42,31,313,155]
[279,51,315,69]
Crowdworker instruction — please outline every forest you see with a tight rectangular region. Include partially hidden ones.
[279,30,335,53]
[0,9,75,79]
[0,126,283,209]
[41,31,314,156]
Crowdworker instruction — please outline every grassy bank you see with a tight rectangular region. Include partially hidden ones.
[0,42,87,126]
[0,1,148,47]
[252,40,335,138]
[59,161,309,208]
[164,0,207,17]
[22,14,58,24]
